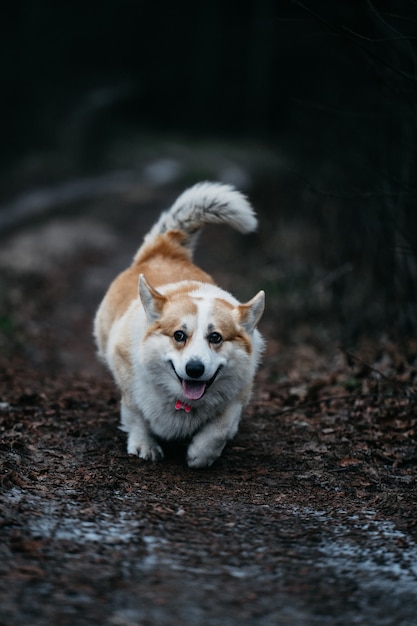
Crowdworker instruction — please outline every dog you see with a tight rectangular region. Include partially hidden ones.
[94,182,265,468]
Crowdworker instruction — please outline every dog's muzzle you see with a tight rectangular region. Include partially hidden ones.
[170,362,222,401]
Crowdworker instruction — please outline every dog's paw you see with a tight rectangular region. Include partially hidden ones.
[187,453,218,469]
[186,438,225,469]
[127,439,164,462]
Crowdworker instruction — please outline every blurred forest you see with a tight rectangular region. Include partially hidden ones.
[1,0,417,338]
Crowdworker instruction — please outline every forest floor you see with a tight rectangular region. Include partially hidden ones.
[0,175,416,625]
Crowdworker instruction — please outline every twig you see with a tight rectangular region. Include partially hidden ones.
[341,348,392,381]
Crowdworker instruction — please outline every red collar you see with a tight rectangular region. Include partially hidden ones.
[175,400,191,413]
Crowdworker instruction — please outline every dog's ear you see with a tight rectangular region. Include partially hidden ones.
[138,274,167,323]
[237,290,265,334]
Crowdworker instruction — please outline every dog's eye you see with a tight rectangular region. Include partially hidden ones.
[173,330,187,343]
[207,331,223,345]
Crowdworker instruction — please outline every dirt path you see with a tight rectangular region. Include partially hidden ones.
[1,184,416,625]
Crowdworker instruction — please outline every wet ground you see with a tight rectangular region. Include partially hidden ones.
[0,176,416,625]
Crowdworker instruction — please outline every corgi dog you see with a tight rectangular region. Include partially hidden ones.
[94,182,265,468]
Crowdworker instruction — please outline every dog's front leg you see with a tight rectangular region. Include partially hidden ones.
[187,402,242,468]
[120,400,164,461]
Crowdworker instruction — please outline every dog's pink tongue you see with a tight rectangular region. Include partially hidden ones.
[182,380,206,401]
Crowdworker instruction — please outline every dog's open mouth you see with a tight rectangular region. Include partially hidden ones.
[170,363,222,401]
[182,380,207,401]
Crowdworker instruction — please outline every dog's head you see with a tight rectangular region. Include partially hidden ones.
[138,275,264,404]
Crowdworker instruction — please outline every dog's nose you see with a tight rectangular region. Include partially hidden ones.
[185,359,205,379]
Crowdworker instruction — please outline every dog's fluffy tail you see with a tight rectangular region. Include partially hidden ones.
[142,182,257,254]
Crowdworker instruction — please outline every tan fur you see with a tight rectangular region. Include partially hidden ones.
[211,299,252,354]
[144,295,198,343]
[96,231,213,352]
[136,231,214,288]
[148,294,252,354]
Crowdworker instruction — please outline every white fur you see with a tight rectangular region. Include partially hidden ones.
[94,183,265,468]
[141,182,257,255]
[102,284,264,466]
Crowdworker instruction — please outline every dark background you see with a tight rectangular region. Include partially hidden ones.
[1,0,417,337]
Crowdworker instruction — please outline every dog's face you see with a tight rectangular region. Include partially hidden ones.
[138,276,264,404]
